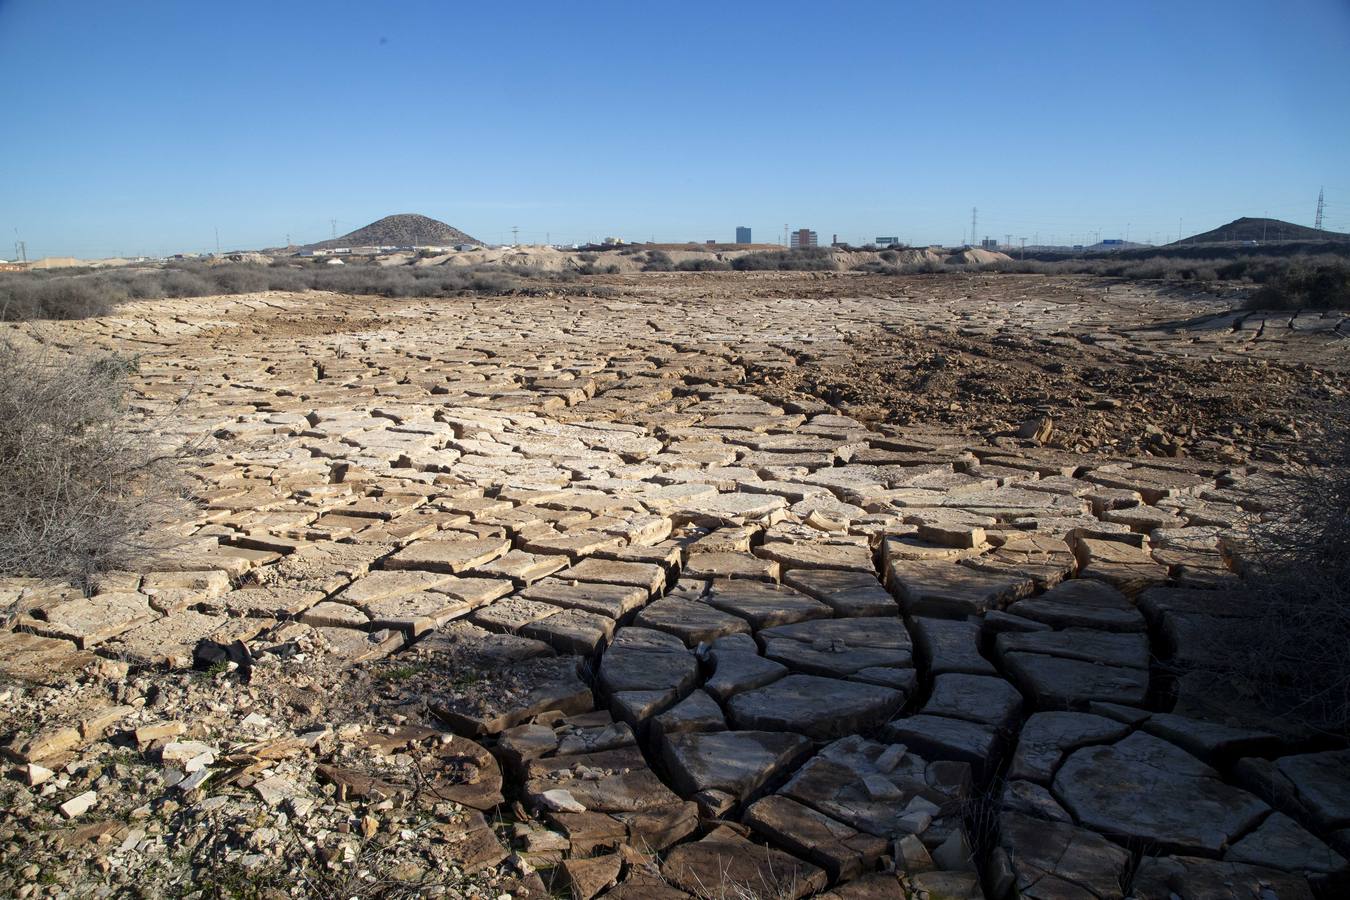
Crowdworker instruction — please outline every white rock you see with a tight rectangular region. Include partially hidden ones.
[162,741,215,770]
[24,763,54,787]
[931,829,975,871]
[862,773,903,800]
[176,768,211,793]
[539,788,586,813]
[896,811,932,834]
[874,744,908,773]
[59,790,98,818]
[895,833,934,873]
[904,795,941,816]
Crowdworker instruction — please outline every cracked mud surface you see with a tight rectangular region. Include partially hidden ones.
[2,272,1348,898]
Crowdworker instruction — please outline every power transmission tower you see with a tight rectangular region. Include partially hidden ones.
[1315,188,1325,230]
[1004,234,1011,249]
[14,240,26,263]
[330,219,338,240]
[1019,237,1027,259]
[511,225,519,245]
[215,227,220,254]
[970,207,978,246]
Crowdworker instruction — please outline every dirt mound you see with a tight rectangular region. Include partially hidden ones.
[306,214,482,250]
[891,248,946,265]
[946,247,1012,265]
[427,246,580,272]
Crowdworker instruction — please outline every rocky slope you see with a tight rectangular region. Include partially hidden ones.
[305,214,483,250]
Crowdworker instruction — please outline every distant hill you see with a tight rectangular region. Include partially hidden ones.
[304,214,483,250]
[1177,217,1349,245]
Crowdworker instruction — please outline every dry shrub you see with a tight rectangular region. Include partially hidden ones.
[1247,259,1350,310]
[0,337,189,581]
[732,248,837,271]
[1229,430,1350,734]
[0,260,530,322]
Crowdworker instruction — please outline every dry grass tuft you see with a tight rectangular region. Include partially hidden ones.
[1228,430,1350,734]
[0,336,191,583]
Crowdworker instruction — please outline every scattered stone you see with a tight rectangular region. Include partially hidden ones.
[59,790,98,819]
[881,715,1000,780]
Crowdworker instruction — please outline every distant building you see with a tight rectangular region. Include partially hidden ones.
[735,226,752,244]
[875,236,901,247]
[789,229,818,249]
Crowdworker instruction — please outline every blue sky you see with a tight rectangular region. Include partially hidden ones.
[1,0,1348,258]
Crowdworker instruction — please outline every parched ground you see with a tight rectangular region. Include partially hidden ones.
[2,272,1349,899]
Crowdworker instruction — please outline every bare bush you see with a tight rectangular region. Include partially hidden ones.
[731,248,837,271]
[0,338,188,582]
[675,257,731,271]
[1247,259,1350,310]
[642,250,674,272]
[1226,430,1350,734]
[0,260,531,322]
[980,252,1350,299]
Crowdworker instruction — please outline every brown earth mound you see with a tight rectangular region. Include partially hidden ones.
[305,213,482,250]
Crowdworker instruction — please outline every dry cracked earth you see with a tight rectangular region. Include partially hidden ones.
[2,272,1350,899]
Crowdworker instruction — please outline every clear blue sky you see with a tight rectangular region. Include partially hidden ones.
[2,0,1348,258]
